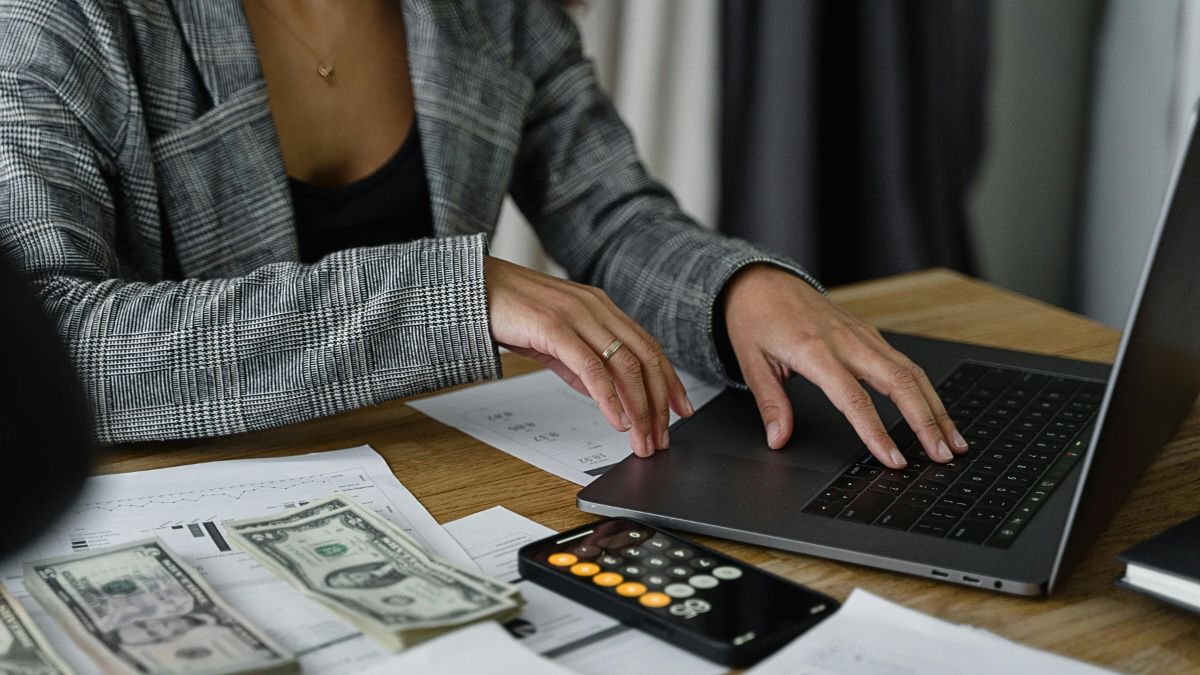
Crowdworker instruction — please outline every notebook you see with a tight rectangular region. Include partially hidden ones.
[1116,514,1200,615]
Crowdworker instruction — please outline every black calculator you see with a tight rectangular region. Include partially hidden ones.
[517,517,837,667]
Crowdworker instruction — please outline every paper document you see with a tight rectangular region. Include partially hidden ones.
[445,506,724,675]
[409,369,724,485]
[359,620,573,674]
[0,445,471,673]
[747,589,1113,675]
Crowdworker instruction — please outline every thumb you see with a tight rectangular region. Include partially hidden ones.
[742,354,793,449]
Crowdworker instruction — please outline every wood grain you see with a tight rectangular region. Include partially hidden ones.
[110,268,1200,673]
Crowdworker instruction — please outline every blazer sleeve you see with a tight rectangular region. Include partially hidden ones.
[506,1,824,387]
[0,70,500,443]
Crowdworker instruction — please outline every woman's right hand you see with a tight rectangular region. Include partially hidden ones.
[485,256,694,457]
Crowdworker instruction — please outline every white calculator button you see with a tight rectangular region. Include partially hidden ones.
[712,566,743,580]
[664,583,695,598]
[688,574,719,589]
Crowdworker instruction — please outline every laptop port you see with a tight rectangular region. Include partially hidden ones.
[962,575,981,584]
[931,570,949,578]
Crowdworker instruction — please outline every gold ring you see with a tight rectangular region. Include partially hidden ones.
[600,339,623,363]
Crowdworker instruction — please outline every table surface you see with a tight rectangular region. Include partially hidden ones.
[112,268,1200,673]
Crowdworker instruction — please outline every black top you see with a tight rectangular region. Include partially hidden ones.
[290,124,435,263]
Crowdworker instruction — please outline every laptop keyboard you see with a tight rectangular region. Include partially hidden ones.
[802,362,1104,548]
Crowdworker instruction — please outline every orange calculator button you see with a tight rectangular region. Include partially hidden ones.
[592,572,623,587]
[639,592,671,608]
[616,582,647,597]
[570,562,601,577]
[548,553,578,567]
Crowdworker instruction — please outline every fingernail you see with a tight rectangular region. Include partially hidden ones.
[659,429,669,449]
[683,396,695,416]
[889,448,907,468]
[936,440,953,461]
[767,422,781,446]
[952,430,968,450]
[619,411,632,430]
[645,433,656,455]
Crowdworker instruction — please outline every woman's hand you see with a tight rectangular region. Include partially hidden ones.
[723,264,967,469]
[486,257,693,457]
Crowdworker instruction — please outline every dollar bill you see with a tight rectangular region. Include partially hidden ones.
[224,496,521,650]
[23,539,296,675]
[226,496,519,600]
[0,582,73,675]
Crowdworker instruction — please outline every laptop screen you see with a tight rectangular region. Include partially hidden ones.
[1050,113,1200,590]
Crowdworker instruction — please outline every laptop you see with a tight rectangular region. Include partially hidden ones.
[577,120,1200,597]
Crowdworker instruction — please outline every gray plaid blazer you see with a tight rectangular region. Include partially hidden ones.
[0,0,820,443]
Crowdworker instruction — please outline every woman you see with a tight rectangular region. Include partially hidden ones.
[0,0,964,469]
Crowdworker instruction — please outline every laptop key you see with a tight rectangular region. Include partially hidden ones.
[948,520,996,544]
[970,461,1005,476]
[880,469,919,483]
[803,501,843,517]
[967,507,1006,524]
[946,483,984,499]
[899,492,936,507]
[1011,460,1048,475]
[868,479,907,496]
[1059,409,1089,422]
[926,506,965,523]
[997,473,1034,489]
[958,471,995,487]
[966,426,997,440]
[1021,449,1054,463]
[1021,409,1051,422]
[845,465,882,479]
[833,476,870,492]
[977,416,1007,430]
[922,466,956,483]
[913,519,952,537]
[980,449,1016,464]
[817,488,853,505]
[985,527,1018,548]
[991,439,1026,453]
[936,494,974,509]
[877,504,924,530]
[910,480,947,495]
[839,491,894,523]
[988,483,1026,498]
[979,493,1016,511]
[988,406,1017,419]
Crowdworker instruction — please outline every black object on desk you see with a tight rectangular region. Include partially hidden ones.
[518,516,837,667]
[1116,514,1200,615]
[0,255,93,557]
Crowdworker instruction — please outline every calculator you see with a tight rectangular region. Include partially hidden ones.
[517,517,837,667]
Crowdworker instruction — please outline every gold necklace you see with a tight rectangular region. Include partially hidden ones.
[254,1,366,86]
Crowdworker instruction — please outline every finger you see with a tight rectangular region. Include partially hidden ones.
[801,358,907,469]
[543,328,632,436]
[605,329,673,449]
[861,331,968,455]
[852,347,954,463]
[594,291,694,418]
[572,320,657,456]
[741,352,793,449]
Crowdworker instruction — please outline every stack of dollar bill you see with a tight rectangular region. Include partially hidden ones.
[1,582,74,674]
[223,495,523,651]
[22,539,297,675]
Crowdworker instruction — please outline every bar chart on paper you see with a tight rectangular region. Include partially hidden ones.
[409,370,724,485]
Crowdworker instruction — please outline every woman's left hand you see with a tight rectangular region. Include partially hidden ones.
[722,264,968,470]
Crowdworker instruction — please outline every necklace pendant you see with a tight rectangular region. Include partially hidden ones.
[317,62,335,85]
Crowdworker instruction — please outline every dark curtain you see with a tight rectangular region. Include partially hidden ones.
[720,0,989,286]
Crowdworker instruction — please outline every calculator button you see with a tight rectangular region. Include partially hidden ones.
[646,537,672,550]
[592,572,623,587]
[711,566,743,581]
[598,554,623,567]
[666,565,691,578]
[626,530,647,540]
[619,565,644,578]
[666,548,693,560]
[643,574,667,587]
[688,574,718,589]
[645,556,669,568]
[616,582,647,598]
[690,557,717,570]
[548,553,577,567]
[664,583,695,598]
[639,592,672,608]
[623,547,646,559]
[569,562,600,577]
[669,598,712,617]
[571,545,601,559]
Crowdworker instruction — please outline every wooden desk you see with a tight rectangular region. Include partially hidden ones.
[112,269,1200,673]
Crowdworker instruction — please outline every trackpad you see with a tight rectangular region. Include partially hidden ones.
[671,375,901,476]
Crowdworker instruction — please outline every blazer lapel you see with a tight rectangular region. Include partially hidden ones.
[163,0,298,276]
[403,0,533,238]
